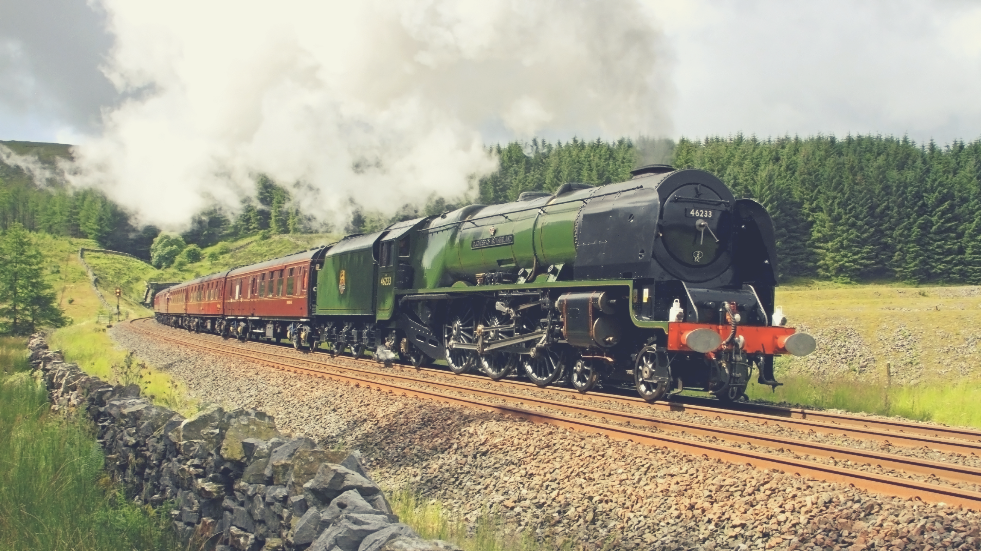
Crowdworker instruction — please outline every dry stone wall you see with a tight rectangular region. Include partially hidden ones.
[28,334,459,551]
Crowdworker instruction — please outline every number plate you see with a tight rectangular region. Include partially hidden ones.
[685,208,716,219]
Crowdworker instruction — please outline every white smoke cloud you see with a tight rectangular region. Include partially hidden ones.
[0,143,59,186]
[68,0,671,229]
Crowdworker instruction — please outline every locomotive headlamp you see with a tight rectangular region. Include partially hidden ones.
[682,328,722,353]
[778,333,816,356]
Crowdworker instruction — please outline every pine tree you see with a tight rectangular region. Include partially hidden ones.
[0,223,66,335]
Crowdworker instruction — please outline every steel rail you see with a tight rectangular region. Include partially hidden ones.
[132,319,981,457]
[132,321,981,509]
[132,323,981,487]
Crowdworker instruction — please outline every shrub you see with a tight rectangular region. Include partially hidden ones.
[178,244,202,263]
[149,234,186,269]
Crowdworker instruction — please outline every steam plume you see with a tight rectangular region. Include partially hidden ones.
[69,0,671,228]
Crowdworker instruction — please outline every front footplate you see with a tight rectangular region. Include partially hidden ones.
[666,322,816,357]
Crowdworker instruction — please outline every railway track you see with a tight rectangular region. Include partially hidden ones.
[131,318,981,510]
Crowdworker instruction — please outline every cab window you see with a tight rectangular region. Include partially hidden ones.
[398,237,410,257]
[380,241,393,267]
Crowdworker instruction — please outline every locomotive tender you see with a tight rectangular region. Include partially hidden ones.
[154,165,815,402]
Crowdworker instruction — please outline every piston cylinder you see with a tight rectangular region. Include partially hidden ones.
[556,291,621,348]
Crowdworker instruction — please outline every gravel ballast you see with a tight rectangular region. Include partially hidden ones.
[112,322,981,550]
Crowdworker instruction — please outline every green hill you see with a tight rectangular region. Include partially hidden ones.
[80,232,340,316]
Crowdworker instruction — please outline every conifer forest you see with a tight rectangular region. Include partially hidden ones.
[2,133,980,285]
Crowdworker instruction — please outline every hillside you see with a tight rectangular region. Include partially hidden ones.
[80,232,340,315]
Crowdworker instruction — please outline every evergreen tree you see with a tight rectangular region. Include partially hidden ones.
[0,223,66,335]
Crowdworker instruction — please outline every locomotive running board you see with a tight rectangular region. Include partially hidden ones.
[449,330,545,353]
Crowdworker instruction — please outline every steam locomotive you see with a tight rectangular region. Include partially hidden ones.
[153,165,815,402]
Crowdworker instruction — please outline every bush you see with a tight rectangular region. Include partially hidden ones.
[149,234,186,269]
[206,250,220,262]
[178,244,202,263]
[258,230,271,241]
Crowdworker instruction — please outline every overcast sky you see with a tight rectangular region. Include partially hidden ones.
[2,0,980,146]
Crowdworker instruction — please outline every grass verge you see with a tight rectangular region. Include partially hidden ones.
[47,247,198,416]
[389,489,593,551]
[746,371,981,428]
[0,337,179,550]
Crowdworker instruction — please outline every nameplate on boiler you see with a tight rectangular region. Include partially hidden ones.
[471,234,514,250]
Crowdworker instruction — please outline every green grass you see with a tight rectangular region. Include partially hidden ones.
[746,370,981,427]
[388,490,588,551]
[741,280,981,427]
[0,337,179,550]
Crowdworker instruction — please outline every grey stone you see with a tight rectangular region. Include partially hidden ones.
[287,448,334,496]
[242,457,270,484]
[222,510,233,540]
[323,489,380,523]
[367,493,393,515]
[231,506,255,532]
[358,524,418,551]
[228,526,254,551]
[170,405,228,455]
[119,383,141,398]
[265,485,288,503]
[241,438,269,462]
[181,507,200,524]
[137,405,177,438]
[290,495,309,517]
[263,437,315,482]
[340,450,369,479]
[304,464,380,507]
[379,538,463,551]
[262,502,280,531]
[310,513,393,551]
[291,507,327,547]
[250,493,265,522]
[221,410,281,462]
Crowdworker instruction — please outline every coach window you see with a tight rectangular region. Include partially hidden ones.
[259,273,266,297]
[287,268,295,295]
[235,280,241,300]
[301,268,307,292]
